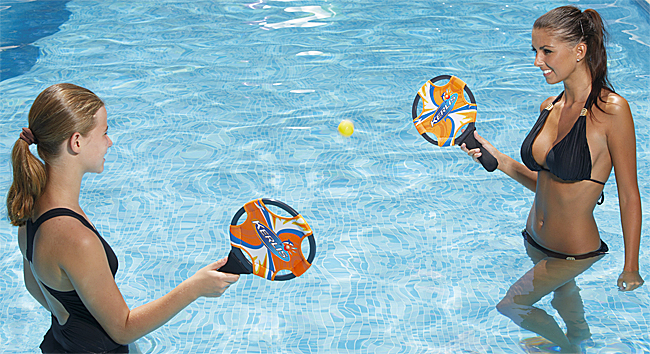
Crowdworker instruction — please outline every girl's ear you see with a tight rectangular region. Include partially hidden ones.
[69,132,82,154]
[576,42,587,62]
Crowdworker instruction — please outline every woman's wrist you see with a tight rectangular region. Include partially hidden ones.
[178,276,202,301]
[623,262,640,272]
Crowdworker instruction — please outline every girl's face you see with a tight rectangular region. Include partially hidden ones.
[531,28,583,85]
[81,106,113,174]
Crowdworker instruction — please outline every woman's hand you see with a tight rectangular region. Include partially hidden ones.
[460,130,500,164]
[459,130,539,192]
[617,270,644,291]
[189,258,240,298]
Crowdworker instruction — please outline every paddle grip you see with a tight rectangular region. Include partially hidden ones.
[217,249,252,275]
[459,127,498,172]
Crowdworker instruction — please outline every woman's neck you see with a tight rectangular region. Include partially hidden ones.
[562,67,592,107]
[35,163,85,216]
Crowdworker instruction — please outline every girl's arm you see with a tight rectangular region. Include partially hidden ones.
[461,130,538,192]
[606,94,643,291]
[17,226,51,311]
[46,217,239,344]
[461,98,559,191]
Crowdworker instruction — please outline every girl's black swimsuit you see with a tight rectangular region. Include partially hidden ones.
[520,92,606,185]
[26,208,128,353]
[523,229,608,260]
[519,92,609,260]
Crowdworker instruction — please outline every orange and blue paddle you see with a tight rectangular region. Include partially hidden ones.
[412,75,498,172]
[217,199,316,281]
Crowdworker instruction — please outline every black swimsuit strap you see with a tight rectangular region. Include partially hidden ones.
[548,91,592,114]
[580,97,607,187]
[33,208,97,233]
[553,92,564,105]
[27,208,98,262]
[589,179,606,186]
[542,92,564,112]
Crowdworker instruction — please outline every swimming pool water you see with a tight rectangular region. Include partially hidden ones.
[1,0,649,353]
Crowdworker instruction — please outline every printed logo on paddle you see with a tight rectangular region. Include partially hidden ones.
[431,93,457,127]
[253,221,290,261]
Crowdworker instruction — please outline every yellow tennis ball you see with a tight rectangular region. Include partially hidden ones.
[338,120,354,137]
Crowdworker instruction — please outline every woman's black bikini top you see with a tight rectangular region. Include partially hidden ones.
[520,92,606,185]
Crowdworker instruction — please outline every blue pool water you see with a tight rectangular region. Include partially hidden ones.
[1,0,649,352]
[0,0,70,81]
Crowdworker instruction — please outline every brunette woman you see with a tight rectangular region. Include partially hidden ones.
[462,6,643,352]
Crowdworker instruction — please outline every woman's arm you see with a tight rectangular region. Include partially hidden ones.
[23,259,51,310]
[461,130,538,192]
[17,226,51,311]
[49,218,239,344]
[605,94,644,291]
[461,98,559,192]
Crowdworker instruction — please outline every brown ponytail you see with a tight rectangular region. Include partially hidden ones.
[7,140,46,226]
[6,83,104,226]
[534,6,613,114]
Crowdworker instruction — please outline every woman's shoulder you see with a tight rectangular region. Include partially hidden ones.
[39,214,100,248]
[33,210,104,263]
[597,89,631,117]
[539,95,557,112]
[15,216,92,260]
[36,214,109,281]
[593,90,635,139]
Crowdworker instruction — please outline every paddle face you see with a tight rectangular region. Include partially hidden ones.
[411,75,498,172]
[412,75,477,147]
[218,199,316,281]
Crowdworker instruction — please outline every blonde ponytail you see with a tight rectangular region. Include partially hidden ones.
[6,83,104,226]
[7,140,46,226]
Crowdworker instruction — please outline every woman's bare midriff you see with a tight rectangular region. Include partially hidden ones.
[526,172,604,255]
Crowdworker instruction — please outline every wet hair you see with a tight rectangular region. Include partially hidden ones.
[6,83,104,226]
[534,5,614,113]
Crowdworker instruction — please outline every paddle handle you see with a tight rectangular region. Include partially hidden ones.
[459,126,498,172]
[217,249,252,275]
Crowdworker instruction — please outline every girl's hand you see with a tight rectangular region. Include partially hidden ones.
[617,270,644,291]
[190,258,240,298]
[460,130,500,164]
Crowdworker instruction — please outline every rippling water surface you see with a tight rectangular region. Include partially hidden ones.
[1,0,649,353]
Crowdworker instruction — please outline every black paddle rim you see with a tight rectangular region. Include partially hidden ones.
[411,75,477,146]
[227,198,316,281]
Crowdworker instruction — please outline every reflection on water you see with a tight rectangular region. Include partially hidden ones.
[250,5,334,30]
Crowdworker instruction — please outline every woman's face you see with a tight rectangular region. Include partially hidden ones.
[531,28,583,85]
[82,106,113,174]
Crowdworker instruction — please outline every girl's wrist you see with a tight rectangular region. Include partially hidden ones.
[623,264,640,272]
